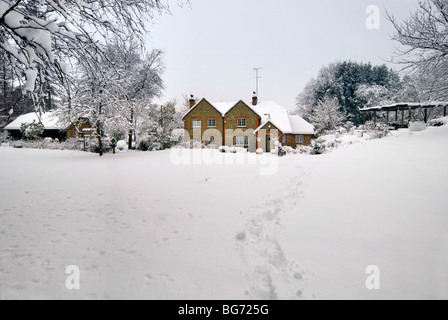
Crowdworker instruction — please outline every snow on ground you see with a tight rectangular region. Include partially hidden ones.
[0,126,448,299]
[279,126,448,299]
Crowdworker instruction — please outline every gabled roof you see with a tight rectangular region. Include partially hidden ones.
[253,101,293,133]
[182,98,224,119]
[183,99,258,119]
[183,97,314,135]
[5,112,64,130]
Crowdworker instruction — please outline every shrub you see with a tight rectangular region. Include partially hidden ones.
[137,140,150,151]
[311,139,326,155]
[429,117,448,127]
[20,120,44,140]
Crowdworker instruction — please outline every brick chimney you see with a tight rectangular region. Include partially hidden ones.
[189,95,196,109]
[252,92,258,106]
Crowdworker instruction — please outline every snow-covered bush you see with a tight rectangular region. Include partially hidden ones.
[429,117,448,127]
[180,140,205,149]
[89,138,111,154]
[311,138,327,155]
[137,140,150,151]
[135,101,180,152]
[409,122,427,132]
[344,121,355,132]
[306,124,390,155]
[170,131,185,148]
[117,140,127,151]
[11,138,78,151]
[20,120,44,140]
[0,130,7,142]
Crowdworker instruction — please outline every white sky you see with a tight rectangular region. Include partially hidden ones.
[149,0,419,110]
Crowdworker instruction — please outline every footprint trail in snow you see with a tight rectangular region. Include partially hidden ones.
[236,175,309,300]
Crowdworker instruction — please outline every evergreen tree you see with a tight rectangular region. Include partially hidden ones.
[296,61,402,125]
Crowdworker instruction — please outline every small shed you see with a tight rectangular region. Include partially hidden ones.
[4,112,92,140]
[66,117,92,139]
[5,112,66,140]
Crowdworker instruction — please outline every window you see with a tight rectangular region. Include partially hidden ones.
[192,137,201,143]
[209,136,215,145]
[235,136,249,147]
[207,118,216,128]
[296,135,304,144]
[237,118,247,127]
[192,119,201,128]
[282,134,286,144]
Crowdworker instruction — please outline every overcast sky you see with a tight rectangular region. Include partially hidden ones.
[149,0,419,110]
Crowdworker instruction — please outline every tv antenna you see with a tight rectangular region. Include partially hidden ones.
[253,67,264,96]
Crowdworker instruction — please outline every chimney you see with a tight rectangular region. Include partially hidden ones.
[252,92,258,106]
[189,95,196,109]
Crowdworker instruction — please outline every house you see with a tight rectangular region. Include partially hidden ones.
[4,112,92,140]
[183,94,315,152]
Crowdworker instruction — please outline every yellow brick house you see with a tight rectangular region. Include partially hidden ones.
[183,94,315,153]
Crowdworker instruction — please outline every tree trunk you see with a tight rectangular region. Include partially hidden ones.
[3,62,7,101]
[128,109,134,150]
[128,131,133,150]
[47,85,52,111]
[96,120,103,156]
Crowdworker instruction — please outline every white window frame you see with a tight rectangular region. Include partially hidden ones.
[235,136,249,147]
[207,118,216,128]
[192,119,201,128]
[296,135,304,144]
[192,137,201,143]
[237,118,247,128]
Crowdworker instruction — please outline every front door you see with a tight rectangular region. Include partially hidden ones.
[265,134,271,153]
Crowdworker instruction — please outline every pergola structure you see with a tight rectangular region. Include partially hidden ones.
[359,102,448,126]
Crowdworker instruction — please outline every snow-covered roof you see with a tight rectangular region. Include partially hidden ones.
[253,101,293,133]
[212,101,240,116]
[288,115,315,135]
[5,112,64,130]
[183,99,258,118]
[184,98,314,135]
[359,102,448,112]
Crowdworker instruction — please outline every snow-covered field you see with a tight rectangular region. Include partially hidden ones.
[1,126,448,300]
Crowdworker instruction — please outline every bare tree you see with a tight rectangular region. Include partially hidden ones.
[388,0,448,113]
[388,0,448,73]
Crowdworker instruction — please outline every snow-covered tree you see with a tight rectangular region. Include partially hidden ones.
[388,0,448,101]
[0,0,178,117]
[388,0,448,72]
[99,40,165,149]
[309,97,346,134]
[0,49,36,129]
[56,39,165,155]
[296,61,401,124]
[137,100,178,151]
